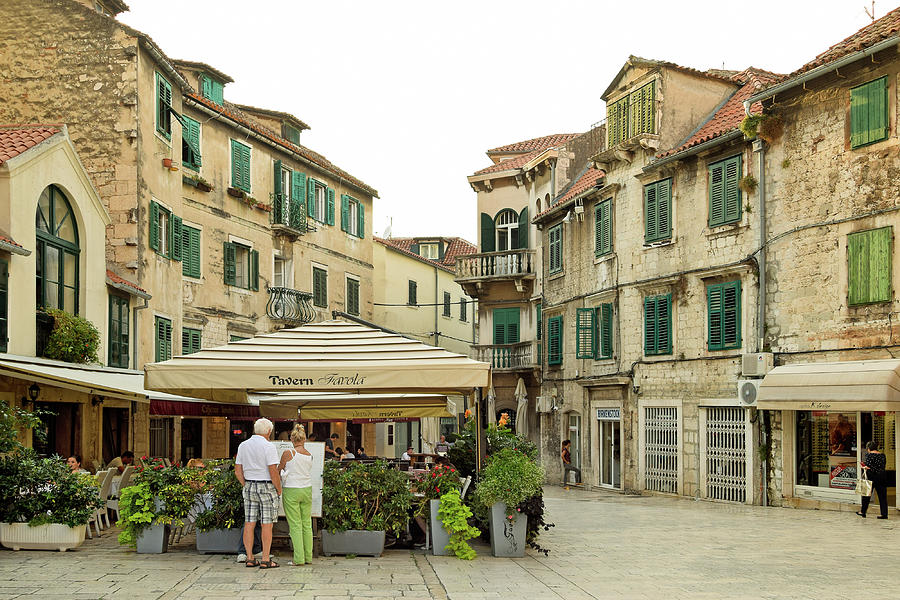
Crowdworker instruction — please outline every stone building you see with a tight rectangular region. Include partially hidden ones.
[0,0,377,461]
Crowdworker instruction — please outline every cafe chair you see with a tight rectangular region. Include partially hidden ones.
[96,469,115,529]
[107,465,134,522]
[460,475,472,500]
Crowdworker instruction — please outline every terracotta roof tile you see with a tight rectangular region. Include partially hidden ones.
[106,269,149,296]
[0,125,61,165]
[473,149,543,176]
[487,133,579,155]
[186,93,378,198]
[656,68,783,159]
[0,233,25,250]
[376,236,476,273]
[535,166,606,220]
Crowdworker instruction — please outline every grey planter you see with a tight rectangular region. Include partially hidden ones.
[321,530,385,557]
[196,527,243,554]
[136,524,170,554]
[429,499,451,556]
[489,502,527,558]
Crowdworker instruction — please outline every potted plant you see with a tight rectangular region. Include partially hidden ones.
[193,462,244,553]
[227,186,246,199]
[183,173,214,192]
[321,460,412,557]
[414,463,461,556]
[435,489,480,560]
[472,447,543,557]
[0,449,101,551]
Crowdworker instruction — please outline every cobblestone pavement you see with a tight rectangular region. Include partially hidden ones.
[1,485,898,599]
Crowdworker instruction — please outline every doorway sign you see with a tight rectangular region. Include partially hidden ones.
[597,408,621,421]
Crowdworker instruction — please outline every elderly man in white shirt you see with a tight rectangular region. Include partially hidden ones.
[235,418,282,568]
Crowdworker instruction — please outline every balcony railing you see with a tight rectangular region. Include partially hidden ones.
[266,287,315,325]
[269,194,307,235]
[455,249,537,281]
[474,341,538,370]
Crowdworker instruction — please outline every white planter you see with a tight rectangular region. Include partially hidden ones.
[0,522,86,552]
[136,524,170,554]
[489,502,527,558]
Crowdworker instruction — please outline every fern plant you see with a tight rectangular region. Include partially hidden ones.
[437,489,480,560]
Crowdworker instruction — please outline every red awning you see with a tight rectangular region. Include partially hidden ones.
[150,399,259,418]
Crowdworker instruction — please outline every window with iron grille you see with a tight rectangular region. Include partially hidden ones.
[644,406,678,493]
[704,407,747,503]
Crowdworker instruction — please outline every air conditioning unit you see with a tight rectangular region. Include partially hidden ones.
[535,396,551,413]
[737,379,761,408]
[742,352,774,377]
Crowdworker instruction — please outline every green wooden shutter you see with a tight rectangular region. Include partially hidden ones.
[181,116,201,170]
[182,225,201,278]
[851,77,888,148]
[517,207,529,249]
[723,155,741,223]
[644,183,657,242]
[182,327,201,355]
[307,178,317,220]
[357,201,365,239]
[313,268,327,307]
[223,242,236,286]
[231,140,251,191]
[171,215,182,261]
[849,227,892,304]
[291,171,306,230]
[493,308,520,344]
[250,250,259,291]
[155,317,172,362]
[644,296,657,355]
[597,303,613,359]
[595,199,611,255]
[548,315,563,365]
[0,260,7,353]
[576,307,595,359]
[340,194,350,233]
[201,75,212,102]
[326,188,335,225]
[549,224,562,272]
[209,78,224,105]
[657,294,672,355]
[607,101,619,146]
[149,201,160,251]
[480,213,495,252]
[273,160,283,223]
[708,162,725,226]
[347,278,360,315]
[722,281,741,348]
[408,280,417,305]
[156,73,172,139]
[536,302,542,362]
[708,284,723,350]
[657,179,671,241]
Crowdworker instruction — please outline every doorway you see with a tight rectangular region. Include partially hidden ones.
[599,417,621,489]
[568,413,582,468]
[34,402,78,458]
[346,422,362,454]
[180,417,203,463]
[102,407,129,464]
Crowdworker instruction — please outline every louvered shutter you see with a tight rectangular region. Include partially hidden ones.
[209,79,224,105]
[707,284,723,350]
[156,73,172,138]
[548,316,563,365]
[326,188,335,225]
[481,213,495,252]
[492,308,507,345]
[357,201,365,238]
[223,242,236,286]
[657,179,671,241]
[507,308,520,344]
[644,184,658,242]
[517,207,529,249]
[869,227,892,302]
[629,87,642,138]
[201,76,212,102]
[231,140,251,191]
[708,162,725,226]
[598,303,613,359]
[595,199,611,255]
[724,155,741,223]
[606,102,617,147]
[171,215,182,261]
[340,194,350,233]
[291,172,306,230]
[273,160,283,223]
[644,296,657,354]
[149,201,160,251]
[408,280,417,305]
[549,224,562,272]
[307,178,317,221]
[656,294,672,354]
[250,250,259,291]
[576,308,595,359]
[722,281,740,348]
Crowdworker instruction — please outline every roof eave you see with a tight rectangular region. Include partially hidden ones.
[0,240,30,256]
[533,186,601,225]
[647,130,744,172]
[467,169,520,182]
[107,277,151,300]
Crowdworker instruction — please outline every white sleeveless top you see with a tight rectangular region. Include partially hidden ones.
[281,449,312,488]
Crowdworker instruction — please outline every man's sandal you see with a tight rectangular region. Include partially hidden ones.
[259,559,280,569]
[245,558,260,567]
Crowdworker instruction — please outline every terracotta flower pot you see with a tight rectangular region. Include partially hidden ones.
[162,158,173,168]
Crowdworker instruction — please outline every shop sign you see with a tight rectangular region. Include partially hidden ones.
[267,372,367,387]
[596,408,621,421]
[351,417,419,424]
[150,399,259,418]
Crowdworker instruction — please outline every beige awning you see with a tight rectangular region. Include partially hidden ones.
[254,392,455,420]
[145,320,491,402]
[758,359,900,411]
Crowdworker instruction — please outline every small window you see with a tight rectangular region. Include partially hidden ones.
[419,243,439,259]
[708,155,741,227]
[313,267,328,308]
[181,115,201,171]
[460,298,467,322]
[346,276,360,316]
[223,241,258,291]
[850,76,889,148]
[595,198,612,256]
[200,75,224,105]
[181,224,201,278]
[549,223,562,273]
[155,316,172,362]
[408,280,417,306]
[230,335,248,342]
[108,295,129,368]
[274,256,288,288]
[644,179,672,243]
[230,139,251,193]
[182,327,201,355]
[443,292,451,317]
[149,200,182,261]
[155,72,172,140]
[707,281,741,351]
[644,294,672,356]
[283,124,301,145]
[848,227,893,305]
[341,195,363,238]
[234,244,250,289]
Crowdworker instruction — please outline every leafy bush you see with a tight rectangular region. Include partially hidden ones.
[321,460,412,536]
[486,423,537,460]
[417,463,461,502]
[117,482,156,547]
[740,113,766,140]
[472,448,543,518]
[437,489,480,560]
[43,309,100,364]
[194,462,243,532]
[0,402,43,454]
[0,449,101,527]
[518,493,554,556]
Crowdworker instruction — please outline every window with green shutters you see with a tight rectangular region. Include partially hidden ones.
[408,280,417,306]
[848,226,893,305]
[181,224,201,278]
[549,223,562,273]
[607,81,655,146]
[644,294,672,356]
[492,307,520,345]
[223,241,258,291]
[443,292,451,317]
[341,194,364,238]
[230,139,251,192]
[108,295,129,368]
[644,179,672,243]
[182,327,201,355]
[283,124,301,145]
[607,96,629,147]
[595,198,612,256]
[307,179,335,224]
[346,277,360,316]
[460,298,467,322]
[547,315,563,366]
[596,303,613,359]
[850,76,889,148]
[536,303,542,363]
[200,75,224,105]
[155,316,172,362]
[0,259,6,353]
[313,267,327,308]
[708,155,741,227]
[155,72,172,139]
[576,308,595,359]
[149,201,183,261]
[181,115,201,171]
[707,281,741,351]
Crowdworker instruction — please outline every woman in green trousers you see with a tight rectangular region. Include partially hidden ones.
[278,424,313,565]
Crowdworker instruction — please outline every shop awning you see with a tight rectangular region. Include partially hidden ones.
[150,398,260,418]
[758,359,900,411]
[145,320,491,402]
[0,355,195,404]
[253,392,455,420]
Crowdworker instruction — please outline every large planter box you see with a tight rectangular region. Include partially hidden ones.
[196,527,243,554]
[0,522,86,552]
[321,530,385,557]
[429,499,451,556]
[136,524,170,554]
[489,502,528,558]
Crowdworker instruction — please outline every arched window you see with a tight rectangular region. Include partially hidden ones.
[35,185,79,313]
[495,208,519,251]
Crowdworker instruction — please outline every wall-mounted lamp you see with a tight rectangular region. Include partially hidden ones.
[91,395,105,407]
[22,383,40,405]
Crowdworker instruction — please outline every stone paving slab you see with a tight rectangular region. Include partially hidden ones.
[1,485,898,598]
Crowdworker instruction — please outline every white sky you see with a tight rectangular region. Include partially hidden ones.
[120,1,879,243]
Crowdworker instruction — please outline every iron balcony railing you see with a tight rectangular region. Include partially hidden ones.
[473,341,538,370]
[455,249,537,281]
[266,287,315,325]
[269,193,307,233]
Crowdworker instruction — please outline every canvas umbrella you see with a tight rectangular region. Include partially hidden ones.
[486,385,497,426]
[514,377,528,436]
[420,417,441,453]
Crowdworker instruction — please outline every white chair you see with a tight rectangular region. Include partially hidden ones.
[107,465,134,522]
[460,475,472,499]
[162,457,171,467]
[87,470,109,538]
[96,469,115,529]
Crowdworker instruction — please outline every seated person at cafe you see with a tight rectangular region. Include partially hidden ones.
[107,450,134,474]
[356,447,370,460]
[435,435,450,453]
[325,433,340,460]
[66,454,89,474]
[339,448,356,461]
[401,446,413,461]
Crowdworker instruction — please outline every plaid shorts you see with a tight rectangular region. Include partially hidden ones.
[242,480,280,524]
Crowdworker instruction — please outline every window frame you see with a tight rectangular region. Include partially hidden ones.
[181,114,202,171]
[644,293,673,356]
[459,297,467,322]
[596,303,613,359]
[547,315,563,366]
[230,139,252,193]
[492,307,520,345]
[408,280,417,306]
[35,185,80,314]
[182,327,202,355]
[576,308,595,359]
[707,280,742,351]
[644,178,672,244]
[181,223,201,279]
[108,295,129,368]
[443,292,451,317]
[549,223,563,274]
[223,238,258,291]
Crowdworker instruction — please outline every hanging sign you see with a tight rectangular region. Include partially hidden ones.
[596,408,621,421]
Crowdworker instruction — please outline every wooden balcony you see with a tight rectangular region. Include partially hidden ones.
[473,341,538,371]
[454,249,537,296]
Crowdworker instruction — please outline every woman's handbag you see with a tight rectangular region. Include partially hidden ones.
[855,469,873,496]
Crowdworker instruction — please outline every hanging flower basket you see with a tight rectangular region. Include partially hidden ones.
[227,187,245,199]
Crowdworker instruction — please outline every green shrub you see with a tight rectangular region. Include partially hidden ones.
[321,460,412,536]
[472,448,543,518]
[740,114,766,140]
[194,462,243,532]
[437,489,480,560]
[43,309,100,364]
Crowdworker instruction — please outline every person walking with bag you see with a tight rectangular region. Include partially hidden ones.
[857,440,888,519]
[278,424,314,566]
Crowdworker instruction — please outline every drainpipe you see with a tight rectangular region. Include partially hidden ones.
[133,296,149,370]
[434,265,440,347]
